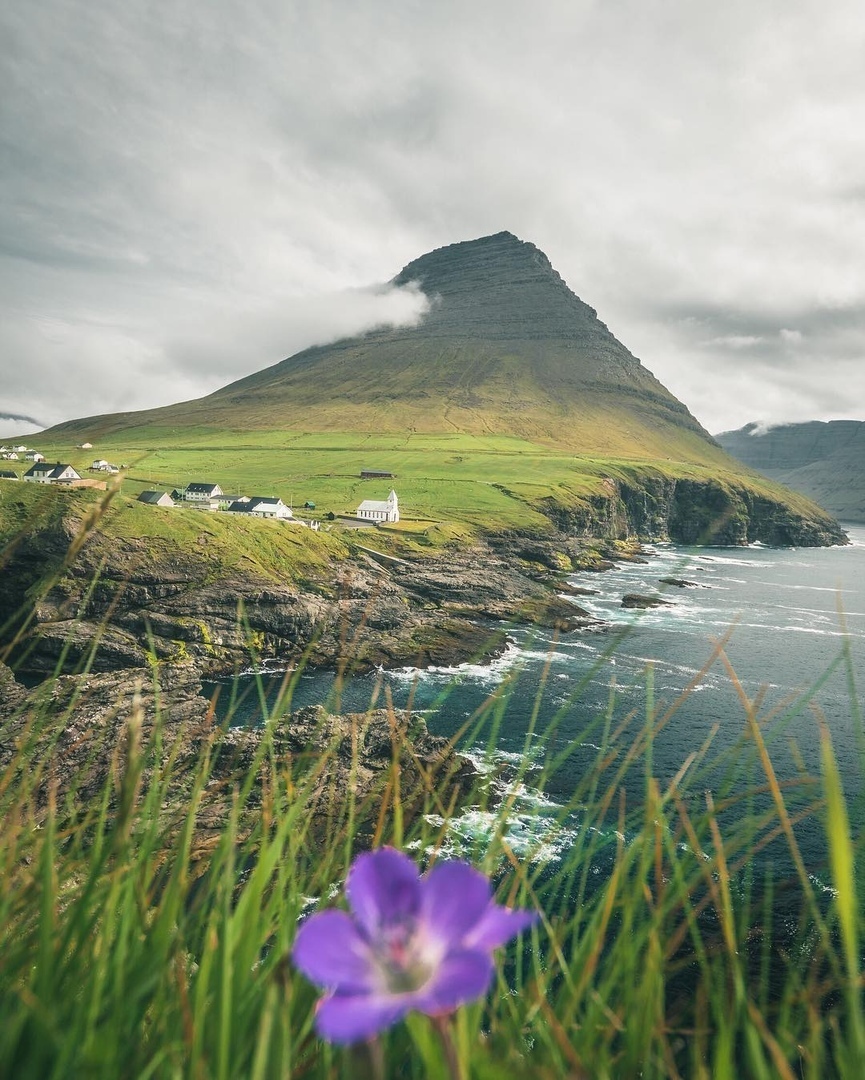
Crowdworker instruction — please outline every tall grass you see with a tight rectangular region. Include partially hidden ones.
[0,491,862,1078]
[1,625,863,1079]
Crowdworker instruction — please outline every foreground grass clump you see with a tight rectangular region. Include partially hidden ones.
[0,648,863,1078]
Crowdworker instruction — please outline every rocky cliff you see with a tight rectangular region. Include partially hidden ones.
[0,492,605,678]
[540,474,846,547]
[0,473,843,683]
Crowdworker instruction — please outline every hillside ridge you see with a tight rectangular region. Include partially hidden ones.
[717,420,865,523]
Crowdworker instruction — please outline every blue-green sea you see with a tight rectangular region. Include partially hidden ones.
[214,525,865,896]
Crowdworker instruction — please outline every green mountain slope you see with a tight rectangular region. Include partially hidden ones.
[44,232,720,460]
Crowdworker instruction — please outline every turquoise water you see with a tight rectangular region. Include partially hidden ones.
[213,525,865,883]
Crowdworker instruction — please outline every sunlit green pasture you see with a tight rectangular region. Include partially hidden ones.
[21,426,810,537]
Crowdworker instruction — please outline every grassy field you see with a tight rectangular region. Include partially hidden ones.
[0,481,352,592]
[9,427,828,537]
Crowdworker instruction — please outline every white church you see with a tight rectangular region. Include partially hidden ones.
[356,489,400,523]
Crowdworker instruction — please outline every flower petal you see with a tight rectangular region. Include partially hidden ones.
[292,910,376,992]
[412,948,494,1014]
[419,861,492,947]
[315,991,408,1043]
[462,904,538,951]
[346,848,421,938]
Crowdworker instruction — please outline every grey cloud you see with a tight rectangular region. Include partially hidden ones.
[2,0,865,433]
[166,283,431,382]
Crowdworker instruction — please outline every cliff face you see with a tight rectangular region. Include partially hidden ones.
[0,501,605,678]
[0,470,844,681]
[543,475,846,547]
[716,421,865,524]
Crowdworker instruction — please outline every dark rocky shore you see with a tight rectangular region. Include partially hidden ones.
[0,660,479,846]
[1,514,616,679]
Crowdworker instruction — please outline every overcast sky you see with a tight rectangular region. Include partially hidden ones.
[2,0,864,437]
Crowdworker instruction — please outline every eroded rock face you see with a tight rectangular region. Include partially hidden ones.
[0,665,479,838]
[544,476,847,547]
[0,514,598,677]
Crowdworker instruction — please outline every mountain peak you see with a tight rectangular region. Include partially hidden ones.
[390,231,603,345]
[43,230,716,456]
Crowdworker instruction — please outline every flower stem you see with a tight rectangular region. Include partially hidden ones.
[431,1015,464,1080]
[367,1035,385,1080]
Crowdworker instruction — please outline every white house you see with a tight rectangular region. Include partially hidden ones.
[23,463,82,484]
[226,496,293,519]
[23,451,45,462]
[185,483,223,502]
[356,489,399,523]
[91,459,109,471]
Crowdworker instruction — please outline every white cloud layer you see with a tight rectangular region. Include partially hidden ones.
[2,0,864,434]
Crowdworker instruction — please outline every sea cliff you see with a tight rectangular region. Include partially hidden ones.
[0,472,845,681]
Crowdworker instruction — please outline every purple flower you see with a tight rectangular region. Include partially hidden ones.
[292,847,537,1043]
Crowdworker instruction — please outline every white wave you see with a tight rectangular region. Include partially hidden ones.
[461,746,542,774]
[387,641,524,682]
[808,873,839,898]
[424,806,578,864]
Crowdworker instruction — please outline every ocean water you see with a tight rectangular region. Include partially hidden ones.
[214,525,865,885]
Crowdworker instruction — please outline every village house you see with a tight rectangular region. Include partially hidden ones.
[137,491,175,508]
[360,469,394,479]
[90,459,110,471]
[0,469,18,480]
[0,452,18,460]
[23,451,45,462]
[23,463,82,485]
[356,489,399,523]
[226,496,293,519]
[184,483,223,503]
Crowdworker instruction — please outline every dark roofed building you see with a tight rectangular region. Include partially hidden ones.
[0,469,18,480]
[184,483,223,502]
[23,463,81,484]
[137,491,175,508]
[226,496,292,519]
[361,469,394,479]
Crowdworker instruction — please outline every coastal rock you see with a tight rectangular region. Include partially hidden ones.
[0,665,478,838]
[543,475,846,546]
[621,593,673,609]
